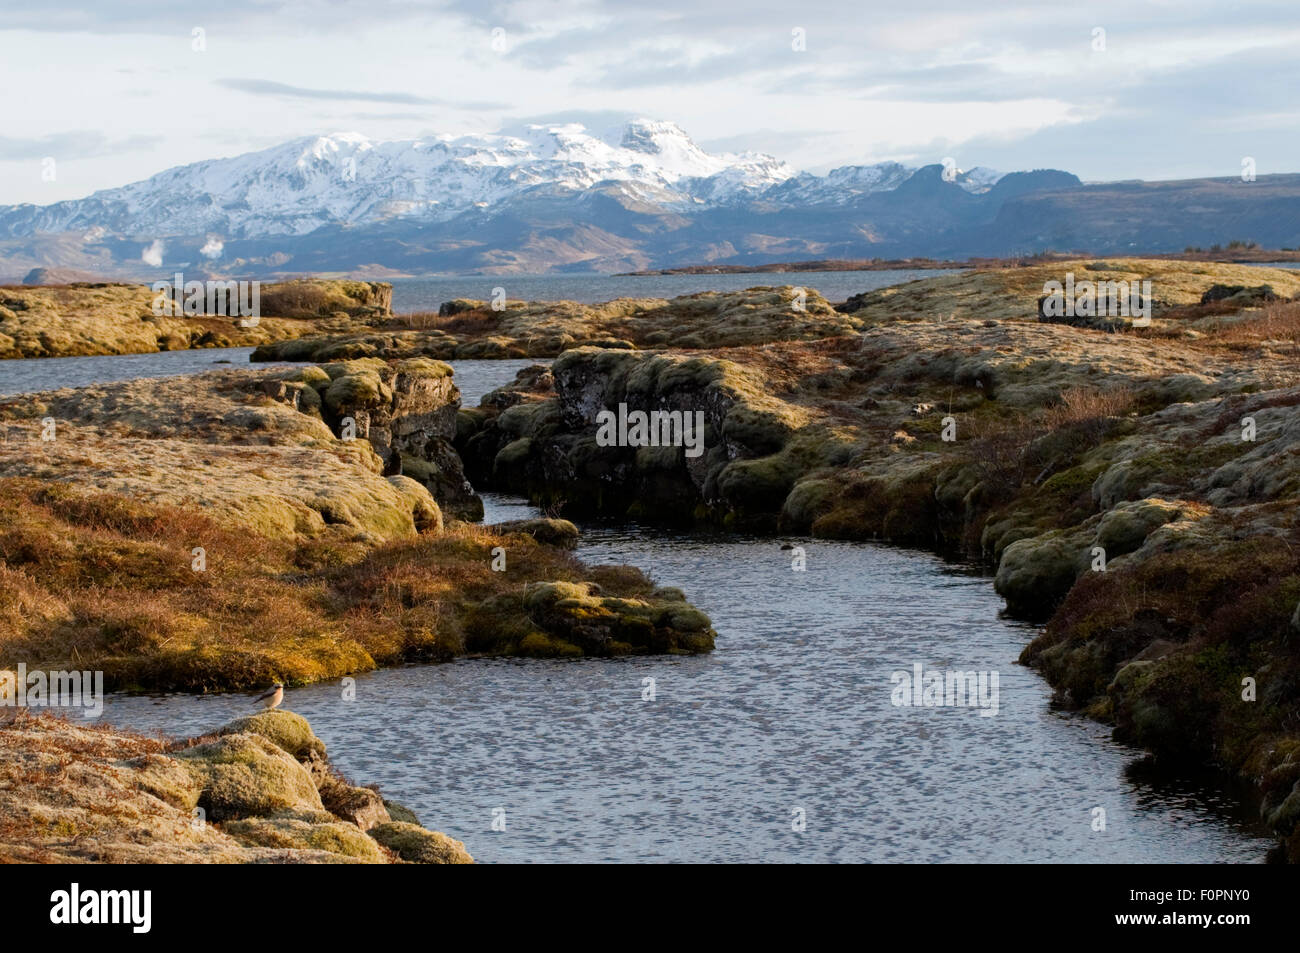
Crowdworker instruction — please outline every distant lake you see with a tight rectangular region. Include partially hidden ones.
[388,269,955,311]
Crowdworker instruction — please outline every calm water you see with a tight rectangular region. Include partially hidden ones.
[91,493,1272,864]
[2,330,1273,863]
[0,348,540,406]
[388,269,953,310]
[0,347,285,397]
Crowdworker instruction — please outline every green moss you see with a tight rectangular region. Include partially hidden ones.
[125,753,202,811]
[222,814,387,861]
[494,437,534,476]
[324,368,391,411]
[368,822,474,864]
[655,604,712,631]
[292,366,332,389]
[386,475,444,533]
[217,710,326,760]
[722,406,794,455]
[383,800,421,825]
[993,528,1091,619]
[518,631,583,657]
[717,454,801,513]
[173,733,324,821]
[1093,498,1193,557]
[395,357,453,380]
[522,580,715,655]
[1040,461,1107,497]
[490,517,579,548]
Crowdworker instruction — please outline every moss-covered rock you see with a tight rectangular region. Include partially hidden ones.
[523,580,716,654]
[318,776,391,831]
[222,813,388,861]
[0,280,394,361]
[122,752,203,811]
[217,710,327,760]
[368,822,474,864]
[173,732,324,821]
[383,800,421,825]
[1092,497,1198,557]
[323,360,393,412]
[489,517,579,548]
[387,475,444,533]
[517,630,584,657]
[994,528,1092,619]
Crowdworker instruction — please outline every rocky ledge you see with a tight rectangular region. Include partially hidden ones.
[0,709,471,863]
[251,286,859,363]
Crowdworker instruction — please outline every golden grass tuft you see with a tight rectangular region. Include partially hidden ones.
[0,477,698,691]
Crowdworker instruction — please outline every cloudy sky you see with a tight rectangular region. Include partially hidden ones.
[3,0,1298,205]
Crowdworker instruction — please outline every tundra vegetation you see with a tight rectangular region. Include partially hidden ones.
[0,362,716,692]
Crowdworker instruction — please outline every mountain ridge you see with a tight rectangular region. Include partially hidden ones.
[1,120,1297,279]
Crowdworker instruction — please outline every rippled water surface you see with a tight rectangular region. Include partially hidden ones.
[3,347,1274,863]
[434,358,544,406]
[95,494,1272,863]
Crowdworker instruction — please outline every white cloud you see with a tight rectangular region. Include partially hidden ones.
[1,2,1299,203]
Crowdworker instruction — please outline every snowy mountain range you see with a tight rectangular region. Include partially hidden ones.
[1,118,1292,279]
[0,120,999,242]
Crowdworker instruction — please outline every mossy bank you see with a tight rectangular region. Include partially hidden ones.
[0,709,471,863]
[0,361,716,692]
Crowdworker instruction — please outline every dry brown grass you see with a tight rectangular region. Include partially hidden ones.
[964,414,1044,502]
[959,386,1135,503]
[1042,384,1136,430]
[257,281,339,317]
[0,478,658,692]
[406,309,501,335]
[1211,300,1300,349]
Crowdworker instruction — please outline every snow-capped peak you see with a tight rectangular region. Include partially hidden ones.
[0,121,1010,247]
[956,166,1003,193]
[0,121,802,240]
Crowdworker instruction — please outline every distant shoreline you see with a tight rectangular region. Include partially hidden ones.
[616,248,1300,276]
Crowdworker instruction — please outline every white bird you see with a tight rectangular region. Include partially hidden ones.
[254,683,284,711]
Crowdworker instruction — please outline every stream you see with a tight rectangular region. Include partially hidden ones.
[0,349,1275,863]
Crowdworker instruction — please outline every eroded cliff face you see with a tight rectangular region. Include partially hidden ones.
[295,357,482,520]
[458,348,809,526]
